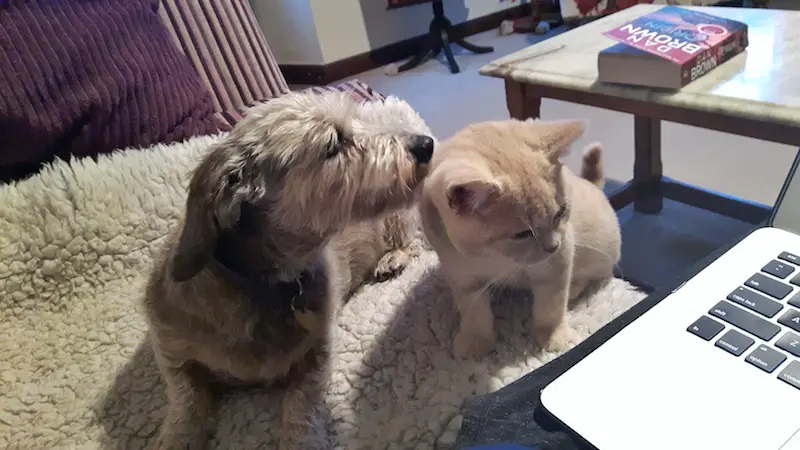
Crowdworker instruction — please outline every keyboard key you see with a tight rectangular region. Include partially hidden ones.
[709,301,782,341]
[745,273,792,300]
[790,273,800,287]
[762,260,796,279]
[715,329,755,356]
[727,287,783,318]
[779,251,800,265]
[778,309,800,333]
[687,316,725,341]
[746,345,787,373]
[789,292,800,309]
[776,331,800,358]
[777,361,800,391]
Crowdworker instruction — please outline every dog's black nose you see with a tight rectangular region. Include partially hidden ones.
[408,135,434,164]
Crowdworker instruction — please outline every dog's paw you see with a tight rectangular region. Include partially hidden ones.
[154,429,209,450]
[279,439,331,450]
[278,419,330,450]
[374,249,410,281]
[453,328,496,359]
[533,322,579,353]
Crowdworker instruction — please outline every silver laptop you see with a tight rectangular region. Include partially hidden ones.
[541,150,800,450]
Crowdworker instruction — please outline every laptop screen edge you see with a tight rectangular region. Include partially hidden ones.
[770,148,800,233]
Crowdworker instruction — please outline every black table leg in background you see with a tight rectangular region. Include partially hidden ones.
[396,0,494,74]
[633,115,663,214]
[607,114,771,224]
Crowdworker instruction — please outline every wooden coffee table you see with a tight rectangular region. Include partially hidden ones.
[481,5,800,225]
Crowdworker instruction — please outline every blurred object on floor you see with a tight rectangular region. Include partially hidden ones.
[501,0,562,35]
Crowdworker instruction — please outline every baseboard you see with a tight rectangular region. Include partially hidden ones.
[279,2,546,86]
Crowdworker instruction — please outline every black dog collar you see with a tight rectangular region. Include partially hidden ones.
[209,247,316,320]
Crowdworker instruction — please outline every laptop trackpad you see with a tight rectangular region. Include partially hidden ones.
[781,428,800,450]
[540,304,800,450]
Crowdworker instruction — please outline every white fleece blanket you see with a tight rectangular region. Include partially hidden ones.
[0,134,645,449]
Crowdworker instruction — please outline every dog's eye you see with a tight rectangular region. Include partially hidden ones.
[325,142,340,159]
[553,204,568,225]
[325,129,345,159]
[513,229,534,240]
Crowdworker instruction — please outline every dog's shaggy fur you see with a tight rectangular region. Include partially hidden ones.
[142,92,434,449]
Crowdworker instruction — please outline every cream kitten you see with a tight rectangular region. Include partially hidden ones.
[419,119,621,358]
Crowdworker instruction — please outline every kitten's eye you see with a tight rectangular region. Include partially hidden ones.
[513,229,534,240]
[553,204,568,225]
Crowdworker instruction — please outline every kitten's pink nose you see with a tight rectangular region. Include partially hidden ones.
[543,241,560,254]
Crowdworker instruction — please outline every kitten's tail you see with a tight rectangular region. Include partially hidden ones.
[580,143,605,189]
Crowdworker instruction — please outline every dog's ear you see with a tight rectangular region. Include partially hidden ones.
[171,190,219,282]
[170,153,244,282]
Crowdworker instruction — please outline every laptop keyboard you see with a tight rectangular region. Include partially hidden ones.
[687,251,800,392]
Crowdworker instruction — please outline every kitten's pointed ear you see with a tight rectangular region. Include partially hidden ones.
[446,180,498,215]
[528,119,586,160]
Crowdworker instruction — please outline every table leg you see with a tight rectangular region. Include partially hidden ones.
[531,0,543,23]
[505,80,541,120]
[633,115,663,214]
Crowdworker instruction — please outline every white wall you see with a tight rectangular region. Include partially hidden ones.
[249,0,324,65]
[250,0,524,65]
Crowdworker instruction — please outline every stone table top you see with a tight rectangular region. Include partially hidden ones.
[481,5,800,131]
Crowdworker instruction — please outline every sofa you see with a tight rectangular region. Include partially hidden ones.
[0,0,384,183]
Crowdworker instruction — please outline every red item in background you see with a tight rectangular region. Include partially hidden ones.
[574,0,600,15]
[615,0,655,10]
[573,0,656,16]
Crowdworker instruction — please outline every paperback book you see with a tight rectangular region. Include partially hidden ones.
[598,6,748,89]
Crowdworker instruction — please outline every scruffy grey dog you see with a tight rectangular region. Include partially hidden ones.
[142,91,434,450]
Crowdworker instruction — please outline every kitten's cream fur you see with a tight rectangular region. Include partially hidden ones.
[419,119,621,358]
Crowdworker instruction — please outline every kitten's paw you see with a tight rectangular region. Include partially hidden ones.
[533,322,579,353]
[569,279,589,301]
[374,249,410,281]
[453,328,496,359]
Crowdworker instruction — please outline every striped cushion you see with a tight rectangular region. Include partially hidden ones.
[306,80,386,104]
[215,80,387,126]
[157,0,290,128]
[208,80,385,127]
[183,79,387,127]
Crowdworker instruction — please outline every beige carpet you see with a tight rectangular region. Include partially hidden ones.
[0,100,646,449]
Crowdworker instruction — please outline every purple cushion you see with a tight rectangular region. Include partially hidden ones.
[0,0,223,166]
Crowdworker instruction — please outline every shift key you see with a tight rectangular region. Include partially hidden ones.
[709,301,782,341]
